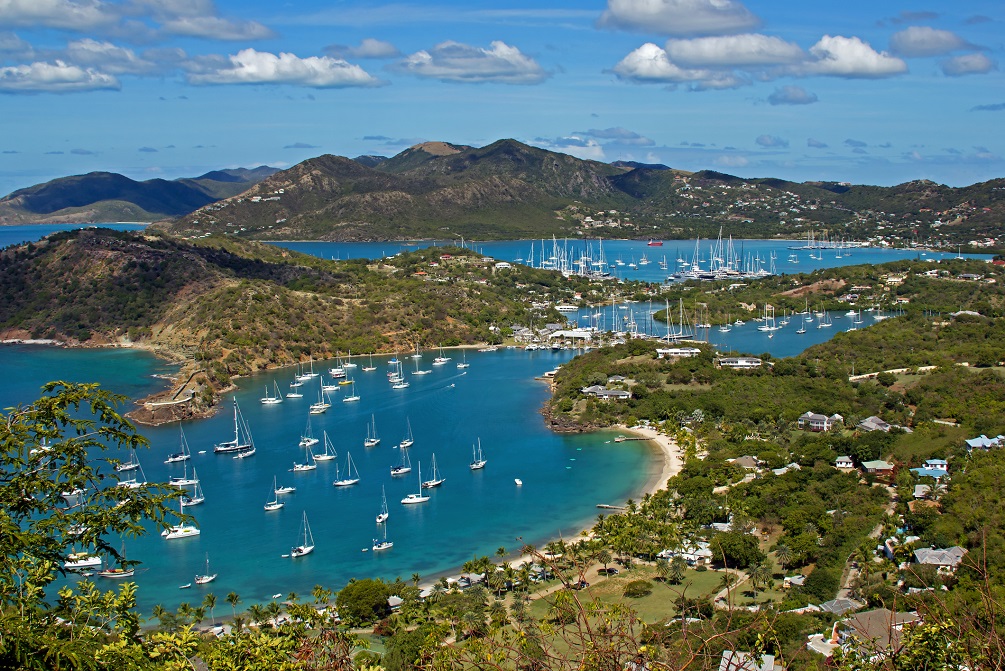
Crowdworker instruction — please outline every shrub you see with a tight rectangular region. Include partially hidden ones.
[623,580,653,598]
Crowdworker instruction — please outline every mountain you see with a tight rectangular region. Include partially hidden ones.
[0,167,278,225]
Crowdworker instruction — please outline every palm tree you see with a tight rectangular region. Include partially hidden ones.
[226,591,241,619]
[749,563,773,595]
[203,593,217,626]
[774,543,792,571]
[411,572,421,586]
[247,603,264,628]
[655,558,671,583]
[669,556,687,584]
[598,548,612,574]
[496,546,507,561]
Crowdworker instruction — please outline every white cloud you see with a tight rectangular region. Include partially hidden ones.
[807,138,828,148]
[715,154,748,167]
[161,15,273,40]
[327,38,400,59]
[66,38,157,74]
[578,127,655,145]
[889,26,969,57]
[942,52,996,77]
[0,0,113,31]
[768,85,817,105]
[665,33,803,67]
[394,41,548,84]
[802,35,907,78]
[755,134,788,148]
[611,42,709,83]
[532,136,606,161]
[0,59,119,93]
[0,30,31,56]
[187,49,383,88]
[598,0,760,36]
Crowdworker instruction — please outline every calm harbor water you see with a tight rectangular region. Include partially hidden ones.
[0,223,147,249]
[2,226,978,617]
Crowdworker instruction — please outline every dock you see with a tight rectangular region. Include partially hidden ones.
[613,435,649,443]
[596,504,626,510]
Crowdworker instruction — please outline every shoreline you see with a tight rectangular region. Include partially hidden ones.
[615,424,684,498]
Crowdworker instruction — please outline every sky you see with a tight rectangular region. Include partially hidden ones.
[1,0,1003,196]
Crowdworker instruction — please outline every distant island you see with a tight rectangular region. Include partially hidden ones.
[3,139,1002,250]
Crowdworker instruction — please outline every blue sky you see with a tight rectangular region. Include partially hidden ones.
[1,0,1002,195]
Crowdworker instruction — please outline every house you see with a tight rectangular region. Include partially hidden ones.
[835,608,920,657]
[914,546,966,571]
[858,416,892,432]
[595,389,631,401]
[656,347,701,359]
[718,651,785,671]
[731,455,761,470]
[909,466,948,480]
[387,595,403,611]
[819,598,862,616]
[772,463,802,476]
[658,541,713,566]
[718,356,762,369]
[835,455,855,470]
[783,574,806,588]
[965,434,1005,450]
[912,484,932,499]
[861,460,895,475]
[924,458,948,470]
[798,411,843,432]
[607,375,626,383]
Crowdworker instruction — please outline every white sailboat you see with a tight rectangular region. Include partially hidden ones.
[432,345,451,366]
[342,380,360,402]
[233,445,255,459]
[456,350,470,369]
[399,418,414,449]
[162,501,200,540]
[421,453,445,488]
[289,511,315,558]
[180,472,205,507]
[214,399,254,453]
[364,415,381,448]
[261,381,284,405]
[164,425,192,463]
[390,447,411,476]
[411,342,423,359]
[469,438,487,470]
[64,550,103,571]
[169,460,199,487]
[299,415,319,448]
[343,350,357,369]
[376,486,389,524]
[314,431,337,461]
[333,452,360,487]
[264,479,285,511]
[362,353,376,372]
[309,386,331,414]
[372,523,393,552]
[291,449,317,472]
[412,358,432,375]
[286,378,304,398]
[320,374,339,393]
[194,553,217,584]
[401,463,430,504]
[116,449,141,472]
[116,458,146,489]
[274,475,296,495]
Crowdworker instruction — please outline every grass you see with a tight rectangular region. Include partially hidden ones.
[527,565,725,624]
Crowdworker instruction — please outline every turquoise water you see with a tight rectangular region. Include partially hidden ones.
[3,346,652,614]
[274,238,987,282]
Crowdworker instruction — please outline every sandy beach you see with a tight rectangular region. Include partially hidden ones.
[616,424,685,497]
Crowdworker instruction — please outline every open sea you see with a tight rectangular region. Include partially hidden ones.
[1,225,989,616]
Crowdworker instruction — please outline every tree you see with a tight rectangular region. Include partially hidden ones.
[335,578,391,625]
[669,556,688,584]
[227,591,242,619]
[773,543,793,570]
[0,382,180,670]
[749,562,773,595]
[203,593,218,626]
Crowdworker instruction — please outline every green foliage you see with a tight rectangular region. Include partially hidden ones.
[335,578,392,625]
[708,532,766,570]
[623,580,654,598]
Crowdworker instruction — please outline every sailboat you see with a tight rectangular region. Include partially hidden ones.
[98,544,134,578]
[161,501,200,540]
[343,351,357,369]
[116,449,141,472]
[214,399,254,453]
[342,380,360,402]
[376,486,389,524]
[390,358,409,388]
[291,449,317,472]
[264,478,285,511]
[401,462,430,504]
[296,357,319,381]
[412,358,432,375]
[299,415,319,448]
[411,342,423,359]
[116,458,146,489]
[817,311,833,329]
[169,460,199,486]
[372,523,393,552]
[421,453,445,488]
[289,512,315,558]
[309,386,331,414]
[332,452,360,487]
[314,431,337,461]
[274,475,296,495]
[456,350,470,369]
[261,381,284,405]
[391,444,411,476]
[321,374,339,393]
[194,553,217,584]
[64,549,102,571]
[286,378,304,398]
[399,418,414,449]
[469,438,487,470]
[180,472,205,507]
[432,345,451,366]
[165,425,192,463]
[362,353,376,372]
[364,415,381,448]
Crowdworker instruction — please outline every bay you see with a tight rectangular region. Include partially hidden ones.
[0,223,148,249]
